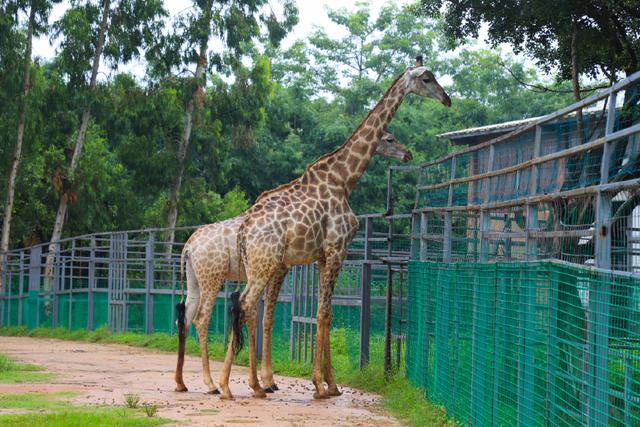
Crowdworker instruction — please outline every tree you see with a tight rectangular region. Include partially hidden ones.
[309,2,441,114]
[414,0,640,85]
[45,0,166,277]
[146,0,298,253]
[0,1,58,283]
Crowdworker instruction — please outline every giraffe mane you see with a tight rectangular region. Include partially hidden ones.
[254,68,410,204]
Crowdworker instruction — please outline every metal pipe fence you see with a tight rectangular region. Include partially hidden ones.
[407,71,640,426]
[0,211,411,370]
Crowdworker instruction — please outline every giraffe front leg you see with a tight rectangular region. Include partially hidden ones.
[318,252,344,397]
[323,313,341,397]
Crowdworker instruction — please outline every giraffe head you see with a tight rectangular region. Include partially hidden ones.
[404,55,451,107]
[376,131,413,162]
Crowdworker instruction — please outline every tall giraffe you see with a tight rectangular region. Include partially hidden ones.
[173,133,412,394]
[218,57,451,400]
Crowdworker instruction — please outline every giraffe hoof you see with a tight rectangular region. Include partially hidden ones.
[175,385,188,392]
[327,387,342,397]
[252,389,267,398]
[264,387,275,393]
[219,392,234,400]
[207,389,221,395]
[313,390,329,400]
[271,383,279,391]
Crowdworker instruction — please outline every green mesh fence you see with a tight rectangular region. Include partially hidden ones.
[407,260,640,426]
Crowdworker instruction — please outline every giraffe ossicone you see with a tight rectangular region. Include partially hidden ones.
[173,132,410,395]
[218,57,451,400]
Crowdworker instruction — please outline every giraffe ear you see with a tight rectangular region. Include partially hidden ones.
[415,55,423,67]
[409,66,427,78]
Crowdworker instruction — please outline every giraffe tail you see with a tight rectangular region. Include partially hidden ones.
[230,291,245,356]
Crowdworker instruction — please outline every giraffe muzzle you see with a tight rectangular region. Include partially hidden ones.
[403,151,413,162]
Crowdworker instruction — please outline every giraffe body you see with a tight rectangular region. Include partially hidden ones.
[219,59,451,400]
[174,133,411,394]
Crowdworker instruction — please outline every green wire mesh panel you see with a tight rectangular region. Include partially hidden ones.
[407,260,640,426]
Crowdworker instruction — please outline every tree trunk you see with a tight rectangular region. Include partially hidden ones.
[44,0,111,283]
[164,27,210,256]
[0,4,36,293]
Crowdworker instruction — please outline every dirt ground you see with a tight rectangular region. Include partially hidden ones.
[0,336,399,426]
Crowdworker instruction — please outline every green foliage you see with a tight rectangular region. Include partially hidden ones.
[0,1,581,248]
[415,0,640,79]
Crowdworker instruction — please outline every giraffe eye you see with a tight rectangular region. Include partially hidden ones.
[422,78,431,84]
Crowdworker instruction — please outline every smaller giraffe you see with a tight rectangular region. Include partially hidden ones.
[174,132,411,394]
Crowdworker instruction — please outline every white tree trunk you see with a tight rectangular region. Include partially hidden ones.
[164,32,210,255]
[0,4,36,293]
[44,0,111,283]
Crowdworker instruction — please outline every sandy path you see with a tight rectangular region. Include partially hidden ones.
[0,336,398,426]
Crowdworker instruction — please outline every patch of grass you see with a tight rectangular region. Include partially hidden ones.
[124,393,140,409]
[0,391,78,410]
[0,353,53,383]
[0,325,454,426]
[0,407,167,426]
[142,403,158,417]
[0,391,168,426]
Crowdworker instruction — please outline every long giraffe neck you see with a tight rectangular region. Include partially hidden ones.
[306,72,409,196]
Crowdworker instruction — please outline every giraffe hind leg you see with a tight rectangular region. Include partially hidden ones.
[174,257,200,392]
[261,266,288,392]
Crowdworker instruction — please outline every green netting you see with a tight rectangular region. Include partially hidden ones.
[407,260,640,426]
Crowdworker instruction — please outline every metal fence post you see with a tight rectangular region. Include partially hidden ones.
[419,212,428,261]
[526,125,542,260]
[0,254,7,326]
[18,251,24,325]
[443,156,456,263]
[479,145,495,262]
[145,232,155,334]
[52,242,60,327]
[27,246,41,330]
[360,217,372,368]
[587,91,617,427]
[87,236,96,330]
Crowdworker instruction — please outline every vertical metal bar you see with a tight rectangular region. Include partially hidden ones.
[444,156,456,263]
[303,264,309,364]
[491,267,503,426]
[384,262,393,375]
[546,267,558,426]
[145,232,154,334]
[289,269,296,360]
[479,145,495,262]
[526,125,542,260]
[517,268,536,427]
[587,92,616,427]
[0,253,6,326]
[68,240,75,330]
[52,242,60,327]
[396,269,403,370]
[7,254,12,326]
[360,217,372,368]
[420,212,428,261]
[18,251,24,325]
[87,236,95,330]
[624,353,631,426]
[28,246,42,330]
